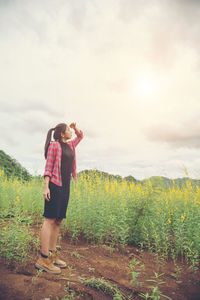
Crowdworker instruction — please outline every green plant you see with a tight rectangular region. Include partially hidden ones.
[70,251,84,259]
[139,272,172,300]
[58,268,77,300]
[67,266,76,279]
[109,244,116,253]
[173,263,182,282]
[0,219,39,266]
[63,285,76,300]
[82,276,126,299]
[1,168,200,267]
[32,269,43,284]
[88,267,95,273]
[113,291,126,300]
[56,244,62,250]
[128,258,144,288]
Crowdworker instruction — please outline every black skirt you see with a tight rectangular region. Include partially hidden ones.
[43,141,74,219]
[43,181,70,219]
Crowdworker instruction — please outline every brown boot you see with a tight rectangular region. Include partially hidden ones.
[51,249,67,268]
[35,255,61,274]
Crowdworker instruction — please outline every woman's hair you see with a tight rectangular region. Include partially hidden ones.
[44,123,67,159]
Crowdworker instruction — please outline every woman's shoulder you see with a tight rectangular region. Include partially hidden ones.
[49,141,61,149]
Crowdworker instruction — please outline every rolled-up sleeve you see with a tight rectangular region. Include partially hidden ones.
[44,143,55,178]
[72,130,84,148]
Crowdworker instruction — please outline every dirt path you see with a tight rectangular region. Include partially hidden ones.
[0,223,200,300]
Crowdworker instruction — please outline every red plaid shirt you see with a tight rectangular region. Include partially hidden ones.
[44,130,84,186]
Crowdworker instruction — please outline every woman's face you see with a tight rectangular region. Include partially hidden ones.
[61,125,72,140]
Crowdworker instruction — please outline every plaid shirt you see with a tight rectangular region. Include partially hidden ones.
[44,130,84,186]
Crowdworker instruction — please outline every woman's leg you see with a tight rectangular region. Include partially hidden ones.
[49,218,62,251]
[48,218,67,268]
[40,217,56,256]
[36,217,62,274]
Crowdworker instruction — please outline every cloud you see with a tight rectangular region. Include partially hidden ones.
[0,99,63,116]
[0,99,67,149]
[84,129,101,138]
[118,0,200,69]
[0,133,20,147]
[0,0,14,6]
[66,0,88,31]
[144,116,200,148]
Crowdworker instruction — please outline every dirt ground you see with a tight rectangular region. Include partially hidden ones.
[0,223,200,300]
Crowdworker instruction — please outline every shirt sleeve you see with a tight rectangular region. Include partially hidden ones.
[44,143,55,178]
[70,130,84,148]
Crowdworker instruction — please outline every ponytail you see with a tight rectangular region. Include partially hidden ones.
[44,123,67,159]
[44,128,55,159]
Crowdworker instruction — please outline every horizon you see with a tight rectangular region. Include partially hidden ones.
[1,147,197,182]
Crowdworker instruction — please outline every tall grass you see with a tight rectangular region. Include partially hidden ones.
[0,169,43,219]
[0,168,199,266]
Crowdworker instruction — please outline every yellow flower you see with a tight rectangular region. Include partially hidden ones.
[168,218,171,224]
[17,188,21,195]
[184,167,188,176]
[181,215,185,223]
[105,184,109,192]
[0,169,4,177]
[16,196,20,203]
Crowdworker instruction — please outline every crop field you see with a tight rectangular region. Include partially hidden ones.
[0,169,200,300]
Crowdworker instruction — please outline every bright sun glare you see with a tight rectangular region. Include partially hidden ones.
[133,72,161,100]
[138,77,157,96]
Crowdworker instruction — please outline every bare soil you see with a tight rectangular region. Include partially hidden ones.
[0,223,200,300]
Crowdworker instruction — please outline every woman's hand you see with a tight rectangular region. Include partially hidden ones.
[43,186,50,201]
[70,122,81,136]
[69,122,77,130]
[43,176,50,201]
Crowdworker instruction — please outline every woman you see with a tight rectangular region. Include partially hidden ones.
[35,122,84,274]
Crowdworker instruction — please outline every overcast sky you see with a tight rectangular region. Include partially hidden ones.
[0,0,200,180]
